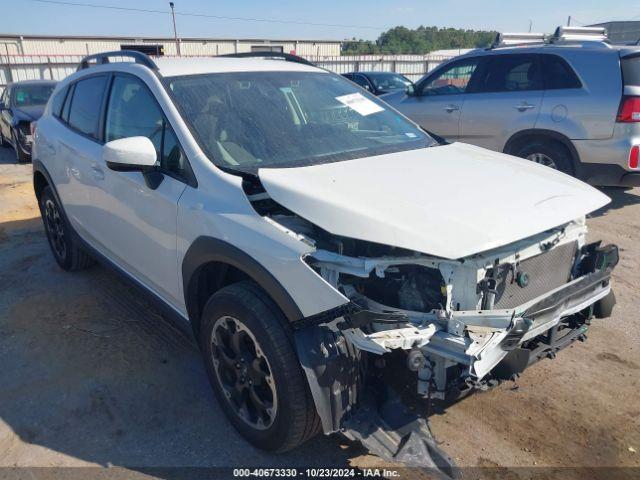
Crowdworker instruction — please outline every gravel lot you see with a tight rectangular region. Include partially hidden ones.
[0,145,639,478]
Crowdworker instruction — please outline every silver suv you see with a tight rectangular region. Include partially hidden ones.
[385,26,640,187]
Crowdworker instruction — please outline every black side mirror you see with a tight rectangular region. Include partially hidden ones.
[405,84,416,96]
[0,101,6,110]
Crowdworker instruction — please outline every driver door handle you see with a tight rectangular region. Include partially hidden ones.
[514,102,536,112]
[444,104,460,113]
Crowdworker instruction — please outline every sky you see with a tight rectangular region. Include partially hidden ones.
[0,0,638,41]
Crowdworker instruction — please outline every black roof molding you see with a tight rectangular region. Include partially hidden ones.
[77,50,158,71]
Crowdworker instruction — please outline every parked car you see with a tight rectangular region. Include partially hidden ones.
[384,26,640,187]
[0,80,57,163]
[342,71,412,95]
[33,50,618,475]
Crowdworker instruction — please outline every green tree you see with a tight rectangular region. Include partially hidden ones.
[342,26,496,55]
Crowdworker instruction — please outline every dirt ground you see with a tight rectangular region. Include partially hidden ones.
[0,145,639,479]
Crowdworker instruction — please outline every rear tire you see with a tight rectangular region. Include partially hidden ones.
[200,281,321,452]
[38,186,94,271]
[515,139,574,176]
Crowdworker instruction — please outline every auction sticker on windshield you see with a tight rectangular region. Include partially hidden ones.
[336,93,384,116]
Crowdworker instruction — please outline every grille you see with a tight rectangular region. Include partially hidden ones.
[491,242,577,309]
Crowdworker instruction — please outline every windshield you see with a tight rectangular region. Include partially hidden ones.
[368,73,412,91]
[13,84,56,107]
[166,71,433,172]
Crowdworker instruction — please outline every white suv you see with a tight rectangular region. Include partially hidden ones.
[33,51,618,473]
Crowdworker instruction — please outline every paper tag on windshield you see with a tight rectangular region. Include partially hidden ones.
[336,93,384,116]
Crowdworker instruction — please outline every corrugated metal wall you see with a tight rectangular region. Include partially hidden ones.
[308,54,451,81]
[0,35,342,56]
[0,38,456,94]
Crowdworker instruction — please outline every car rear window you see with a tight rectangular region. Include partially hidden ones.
[13,84,56,107]
[541,55,582,90]
[67,75,108,139]
[621,56,640,86]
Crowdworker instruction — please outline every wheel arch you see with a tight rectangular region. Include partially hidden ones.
[33,159,57,202]
[182,236,304,340]
[503,129,582,175]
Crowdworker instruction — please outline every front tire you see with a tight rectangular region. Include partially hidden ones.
[38,186,94,271]
[12,131,30,163]
[0,130,8,148]
[515,139,574,176]
[200,281,321,452]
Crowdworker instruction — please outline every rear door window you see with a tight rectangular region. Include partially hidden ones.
[473,54,542,93]
[541,55,581,90]
[67,75,108,139]
[50,85,69,118]
[61,84,75,123]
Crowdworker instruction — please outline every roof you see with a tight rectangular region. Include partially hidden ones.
[153,57,324,77]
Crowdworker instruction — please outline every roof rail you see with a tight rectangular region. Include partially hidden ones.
[218,51,316,67]
[492,32,547,48]
[77,50,158,71]
[551,26,608,43]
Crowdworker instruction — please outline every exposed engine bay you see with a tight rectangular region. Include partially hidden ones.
[248,187,618,475]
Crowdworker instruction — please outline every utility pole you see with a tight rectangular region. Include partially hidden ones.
[170,2,181,57]
[567,15,572,26]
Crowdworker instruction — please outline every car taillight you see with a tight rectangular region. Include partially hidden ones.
[630,146,639,169]
[30,121,37,137]
[617,96,640,122]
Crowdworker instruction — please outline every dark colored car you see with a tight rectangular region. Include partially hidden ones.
[0,80,57,163]
[342,71,413,96]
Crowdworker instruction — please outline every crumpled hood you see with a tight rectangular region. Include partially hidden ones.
[13,105,46,122]
[258,143,610,259]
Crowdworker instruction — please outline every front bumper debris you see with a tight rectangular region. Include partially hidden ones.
[294,242,617,477]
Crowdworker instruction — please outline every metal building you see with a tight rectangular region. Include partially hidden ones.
[0,34,342,57]
[589,21,640,45]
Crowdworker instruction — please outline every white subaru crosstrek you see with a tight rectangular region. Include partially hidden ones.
[33,51,618,473]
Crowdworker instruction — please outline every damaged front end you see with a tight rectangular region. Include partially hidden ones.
[247,179,617,476]
[283,216,617,476]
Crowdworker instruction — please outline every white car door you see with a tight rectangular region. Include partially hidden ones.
[458,54,544,151]
[389,57,481,140]
[50,75,110,240]
[89,74,192,306]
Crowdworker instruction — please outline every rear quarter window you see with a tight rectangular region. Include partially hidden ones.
[622,56,640,86]
[542,55,582,90]
[67,75,108,140]
[50,85,69,118]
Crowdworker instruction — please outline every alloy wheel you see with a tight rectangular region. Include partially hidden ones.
[526,152,558,169]
[210,315,278,430]
[44,198,66,260]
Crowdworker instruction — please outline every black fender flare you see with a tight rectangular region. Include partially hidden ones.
[503,129,582,176]
[182,236,304,330]
[32,159,63,210]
